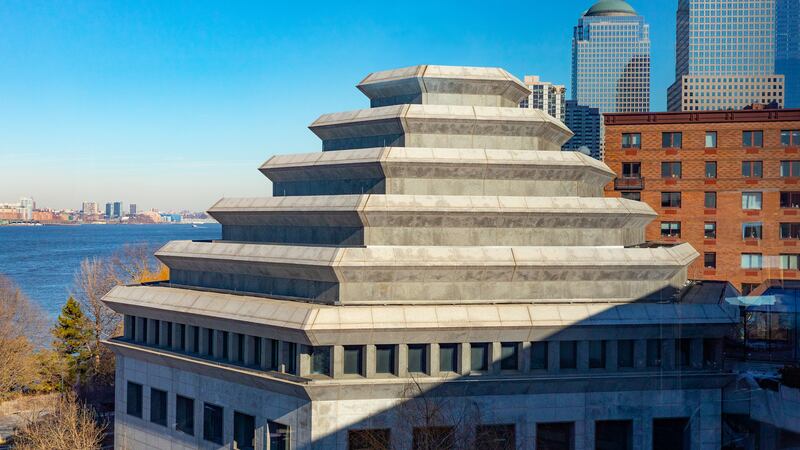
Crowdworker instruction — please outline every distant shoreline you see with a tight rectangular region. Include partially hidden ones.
[0,221,217,227]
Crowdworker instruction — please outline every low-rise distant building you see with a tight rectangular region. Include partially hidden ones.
[82,201,99,216]
[519,75,566,121]
[159,213,182,223]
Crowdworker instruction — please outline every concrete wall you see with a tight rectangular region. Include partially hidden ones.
[115,352,722,450]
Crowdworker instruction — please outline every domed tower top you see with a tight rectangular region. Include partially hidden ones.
[583,0,637,16]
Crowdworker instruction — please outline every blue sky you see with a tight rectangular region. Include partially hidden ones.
[0,0,676,211]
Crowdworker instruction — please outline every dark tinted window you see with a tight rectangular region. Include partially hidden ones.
[439,344,458,373]
[407,344,427,374]
[126,382,143,418]
[343,346,363,375]
[150,388,167,426]
[559,341,577,369]
[470,343,489,372]
[617,340,634,368]
[531,342,548,370]
[203,403,224,444]
[176,395,194,435]
[500,343,518,371]
[376,345,395,375]
[234,411,256,450]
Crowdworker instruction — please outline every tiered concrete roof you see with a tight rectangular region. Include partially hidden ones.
[107,64,703,332]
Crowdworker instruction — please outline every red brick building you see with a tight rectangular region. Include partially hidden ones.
[603,109,800,293]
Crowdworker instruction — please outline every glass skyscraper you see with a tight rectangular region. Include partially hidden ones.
[668,0,785,111]
[571,0,651,113]
[776,0,800,108]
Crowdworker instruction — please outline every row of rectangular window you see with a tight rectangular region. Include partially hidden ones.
[654,191,800,209]
[125,318,718,378]
[661,221,800,241]
[350,417,691,450]
[340,338,718,376]
[621,160,800,180]
[620,129,800,149]
[126,381,289,450]
[125,317,300,376]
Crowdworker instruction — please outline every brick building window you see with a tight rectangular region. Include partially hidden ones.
[743,130,764,147]
[781,161,800,177]
[662,132,682,149]
[705,161,717,178]
[661,222,681,238]
[621,162,641,178]
[780,223,800,239]
[780,254,800,270]
[741,253,763,269]
[661,162,682,178]
[621,192,641,201]
[704,222,717,239]
[742,283,760,295]
[742,161,763,178]
[705,131,717,148]
[622,133,641,148]
[704,192,717,209]
[704,253,717,269]
[661,192,681,208]
[780,192,800,208]
[781,130,800,146]
[742,192,762,210]
[742,222,763,239]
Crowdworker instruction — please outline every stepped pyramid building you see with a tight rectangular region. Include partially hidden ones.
[104,65,738,450]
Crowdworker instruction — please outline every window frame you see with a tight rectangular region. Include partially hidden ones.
[662,132,683,149]
[742,130,764,148]
[781,191,800,209]
[660,221,681,238]
[780,254,800,270]
[741,160,763,178]
[175,395,195,436]
[704,192,717,209]
[126,381,143,419]
[202,402,225,445]
[741,253,763,270]
[781,130,800,147]
[621,132,641,149]
[704,252,717,269]
[621,162,641,178]
[661,192,681,208]
[704,222,717,239]
[781,160,800,177]
[742,192,763,210]
[742,222,763,240]
[704,131,717,148]
[149,388,168,427]
[705,161,717,179]
[780,223,800,240]
[661,161,682,179]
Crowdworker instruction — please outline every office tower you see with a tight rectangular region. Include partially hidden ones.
[572,0,651,113]
[113,201,123,219]
[563,100,604,160]
[130,204,137,216]
[668,0,785,111]
[776,0,800,108]
[105,202,113,219]
[519,75,566,121]
[604,108,800,293]
[104,65,735,449]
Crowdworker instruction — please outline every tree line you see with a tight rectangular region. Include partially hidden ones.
[0,245,168,449]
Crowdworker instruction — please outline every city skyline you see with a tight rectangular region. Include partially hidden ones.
[2,0,683,211]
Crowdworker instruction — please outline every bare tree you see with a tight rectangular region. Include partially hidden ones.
[351,376,515,450]
[13,393,105,450]
[0,276,46,400]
